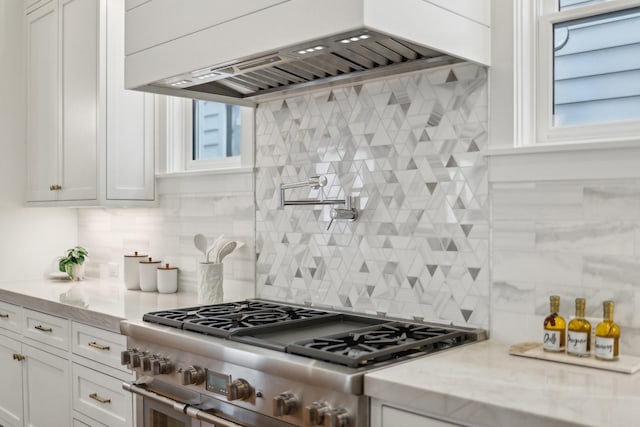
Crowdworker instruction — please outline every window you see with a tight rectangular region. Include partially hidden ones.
[162,97,254,174]
[192,101,242,160]
[537,0,640,144]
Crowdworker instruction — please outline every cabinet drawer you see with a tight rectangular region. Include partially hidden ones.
[0,301,23,334]
[72,322,129,372]
[23,308,70,351]
[72,363,133,427]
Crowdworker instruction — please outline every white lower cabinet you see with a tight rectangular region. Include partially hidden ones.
[371,399,469,427]
[0,335,70,427]
[72,363,133,427]
[0,300,133,427]
[22,344,71,427]
[0,334,23,427]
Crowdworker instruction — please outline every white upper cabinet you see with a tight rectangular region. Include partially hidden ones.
[25,0,155,206]
[26,2,58,202]
[59,0,99,201]
[106,0,154,201]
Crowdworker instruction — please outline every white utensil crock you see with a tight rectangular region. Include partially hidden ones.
[123,252,148,289]
[197,263,223,304]
[139,258,161,292]
[157,264,178,294]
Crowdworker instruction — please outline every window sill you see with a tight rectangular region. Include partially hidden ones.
[156,167,255,195]
[487,139,640,183]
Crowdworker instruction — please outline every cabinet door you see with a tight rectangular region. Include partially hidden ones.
[0,335,24,427]
[22,344,71,427]
[106,0,154,201]
[26,2,58,202]
[59,0,99,201]
[381,406,465,427]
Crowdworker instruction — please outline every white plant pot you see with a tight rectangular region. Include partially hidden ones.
[71,263,85,281]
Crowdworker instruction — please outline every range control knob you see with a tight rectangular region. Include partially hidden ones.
[179,366,205,386]
[304,401,330,426]
[130,352,142,368]
[141,355,153,372]
[226,378,252,401]
[324,408,351,427]
[272,392,298,416]
[121,349,141,368]
[120,350,131,366]
[151,358,173,375]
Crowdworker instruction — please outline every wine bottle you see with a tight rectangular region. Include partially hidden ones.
[543,295,565,352]
[595,300,620,361]
[567,298,591,357]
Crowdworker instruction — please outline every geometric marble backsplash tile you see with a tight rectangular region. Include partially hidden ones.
[255,63,489,328]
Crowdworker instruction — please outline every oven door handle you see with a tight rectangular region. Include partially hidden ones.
[123,382,246,427]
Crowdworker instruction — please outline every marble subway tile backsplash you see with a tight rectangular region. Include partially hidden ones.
[255,63,490,328]
[491,180,640,355]
[77,191,255,292]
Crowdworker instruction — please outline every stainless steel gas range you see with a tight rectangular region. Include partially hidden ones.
[120,299,486,427]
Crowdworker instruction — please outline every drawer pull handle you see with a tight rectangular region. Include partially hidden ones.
[34,325,53,332]
[88,342,110,351]
[13,353,25,361]
[0,313,8,318]
[89,393,111,404]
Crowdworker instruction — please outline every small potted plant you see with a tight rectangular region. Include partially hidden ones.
[59,246,89,281]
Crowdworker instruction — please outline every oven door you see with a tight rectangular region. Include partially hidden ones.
[124,381,297,427]
[144,397,200,427]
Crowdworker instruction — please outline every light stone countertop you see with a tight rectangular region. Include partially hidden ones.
[0,277,254,332]
[365,340,640,427]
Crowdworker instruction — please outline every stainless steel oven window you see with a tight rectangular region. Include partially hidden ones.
[144,397,195,427]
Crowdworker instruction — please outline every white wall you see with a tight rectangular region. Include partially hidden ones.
[0,0,77,281]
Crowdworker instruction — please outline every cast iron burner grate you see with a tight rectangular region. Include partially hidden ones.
[143,301,333,338]
[142,300,284,329]
[287,322,471,368]
[182,307,333,337]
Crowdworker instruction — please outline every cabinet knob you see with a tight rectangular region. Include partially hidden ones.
[34,324,53,332]
[49,184,62,191]
[89,393,111,404]
[87,341,110,351]
[12,353,25,362]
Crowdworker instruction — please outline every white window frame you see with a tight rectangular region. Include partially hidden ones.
[163,96,254,174]
[535,0,640,145]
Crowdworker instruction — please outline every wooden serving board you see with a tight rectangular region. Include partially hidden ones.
[509,342,640,374]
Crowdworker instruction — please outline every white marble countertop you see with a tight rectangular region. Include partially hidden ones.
[0,277,254,332]
[365,340,640,427]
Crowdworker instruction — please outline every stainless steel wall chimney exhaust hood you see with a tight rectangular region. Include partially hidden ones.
[125,0,490,106]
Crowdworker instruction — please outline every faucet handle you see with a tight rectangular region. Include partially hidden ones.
[309,176,328,189]
[327,207,358,230]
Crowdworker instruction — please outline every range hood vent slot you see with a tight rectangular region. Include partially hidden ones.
[178,32,460,100]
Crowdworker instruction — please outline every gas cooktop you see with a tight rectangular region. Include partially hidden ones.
[143,300,483,368]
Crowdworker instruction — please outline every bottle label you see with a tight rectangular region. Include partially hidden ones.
[543,330,561,351]
[567,331,589,355]
[595,337,615,359]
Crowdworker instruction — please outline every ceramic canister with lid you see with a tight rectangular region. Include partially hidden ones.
[123,251,148,290]
[157,263,178,293]
[139,257,162,292]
